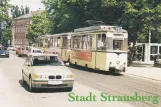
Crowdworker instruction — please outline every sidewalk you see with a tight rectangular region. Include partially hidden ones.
[123,67,161,81]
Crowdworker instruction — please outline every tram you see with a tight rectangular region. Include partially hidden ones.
[37,33,72,62]
[70,25,128,72]
[36,25,128,72]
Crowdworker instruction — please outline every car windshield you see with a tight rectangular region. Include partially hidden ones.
[0,50,8,53]
[32,56,64,66]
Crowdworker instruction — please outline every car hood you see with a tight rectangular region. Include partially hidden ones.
[32,66,72,75]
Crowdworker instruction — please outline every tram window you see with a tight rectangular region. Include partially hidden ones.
[97,34,106,50]
[62,37,68,48]
[72,36,78,48]
[53,38,57,47]
[57,37,61,47]
[88,35,92,49]
[77,36,82,48]
[159,46,161,54]
[68,39,71,48]
[49,39,53,48]
[107,37,113,50]
[82,35,88,49]
[113,40,123,50]
[151,46,158,54]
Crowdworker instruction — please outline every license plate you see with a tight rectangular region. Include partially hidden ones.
[1,54,5,55]
[48,81,62,85]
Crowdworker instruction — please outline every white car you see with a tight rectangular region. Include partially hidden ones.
[22,54,74,92]
[7,46,16,51]
[28,48,43,56]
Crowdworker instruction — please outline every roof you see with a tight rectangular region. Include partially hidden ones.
[29,54,58,57]
[14,10,42,20]
[39,32,72,39]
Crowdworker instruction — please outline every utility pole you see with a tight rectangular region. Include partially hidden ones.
[148,30,151,62]
[0,21,2,45]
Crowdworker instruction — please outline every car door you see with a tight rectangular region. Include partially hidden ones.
[23,58,31,84]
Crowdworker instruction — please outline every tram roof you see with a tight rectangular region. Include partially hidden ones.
[38,32,72,38]
[74,25,127,33]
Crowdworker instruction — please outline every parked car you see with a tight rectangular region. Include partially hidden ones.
[15,47,21,54]
[0,48,9,58]
[22,54,74,92]
[7,46,16,51]
[154,55,161,67]
[17,47,29,57]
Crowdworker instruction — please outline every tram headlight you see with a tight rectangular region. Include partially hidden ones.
[117,61,120,64]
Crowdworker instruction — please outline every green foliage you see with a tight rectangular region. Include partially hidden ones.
[0,0,11,21]
[27,11,51,45]
[1,27,11,45]
[11,5,30,18]
[41,0,161,43]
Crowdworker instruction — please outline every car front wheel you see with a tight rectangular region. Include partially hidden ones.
[22,71,25,84]
[29,77,34,92]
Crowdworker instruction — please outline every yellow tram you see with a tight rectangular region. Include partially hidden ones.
[36,25,128,72]
[37,33,72,62]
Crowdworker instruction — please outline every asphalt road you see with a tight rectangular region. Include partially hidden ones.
[0,51,160,107]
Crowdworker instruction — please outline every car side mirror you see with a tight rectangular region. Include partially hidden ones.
[65,63,70,66]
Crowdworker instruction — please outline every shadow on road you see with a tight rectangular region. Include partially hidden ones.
[19,80,71,93]
[68,64,123,76]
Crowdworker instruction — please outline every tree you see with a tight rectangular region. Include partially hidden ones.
[27,11,51,45]
[0,0,11,45]
[42,0,125,33]
[1,27,11,46]
[42,0,161,44]
[11,5,30,18]
[117,0,161,43]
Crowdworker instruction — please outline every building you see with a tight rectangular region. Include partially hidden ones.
[11,10,42,47]
[134,43,161,64]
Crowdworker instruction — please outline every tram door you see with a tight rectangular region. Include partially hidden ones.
[135,45,145,61]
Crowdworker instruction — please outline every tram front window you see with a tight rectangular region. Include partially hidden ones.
[113,40,123,50]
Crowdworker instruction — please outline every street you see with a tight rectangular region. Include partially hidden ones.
[0,51,160,107]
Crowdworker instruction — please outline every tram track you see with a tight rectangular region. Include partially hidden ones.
[70,66,161,107]
[75,76,158,107]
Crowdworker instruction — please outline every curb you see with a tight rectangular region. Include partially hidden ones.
[121,72,161,82]
[131,63,153,67]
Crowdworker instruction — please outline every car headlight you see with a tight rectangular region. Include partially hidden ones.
[33,74,38,79]
[69,74,74,78]
[33,74,47,79]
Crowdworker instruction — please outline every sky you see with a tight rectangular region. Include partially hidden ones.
[10,0,45,11]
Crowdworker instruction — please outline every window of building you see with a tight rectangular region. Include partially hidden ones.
[151,46,158,54]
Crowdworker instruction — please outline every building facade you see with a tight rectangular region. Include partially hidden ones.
[12,11,41,47]
[134,43,161,64]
